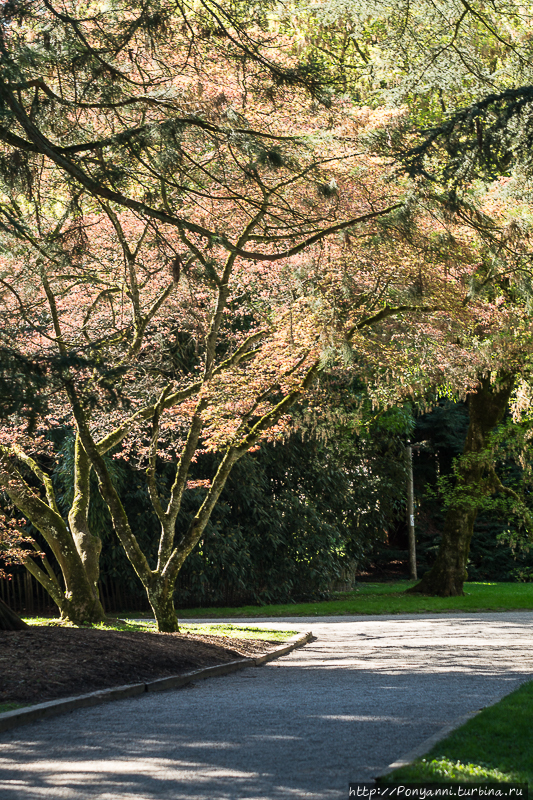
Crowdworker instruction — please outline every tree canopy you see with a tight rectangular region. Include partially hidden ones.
[1,0,533,618]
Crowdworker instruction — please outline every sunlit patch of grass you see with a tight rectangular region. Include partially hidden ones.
[21,617,293,640]
[178,623,296,641]
[23,617,70,627]
[384,757,521,783]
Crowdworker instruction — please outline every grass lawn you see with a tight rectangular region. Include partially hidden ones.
[380,678,533,784]
[142,581,533,618]
[22,617,296,641]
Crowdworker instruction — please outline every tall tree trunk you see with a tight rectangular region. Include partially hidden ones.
[0,597,29,631]
[409,373,515,597]
[0,449,106,625]
[66,435,104,619]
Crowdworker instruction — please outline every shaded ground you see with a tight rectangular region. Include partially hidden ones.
[0,627,276,706]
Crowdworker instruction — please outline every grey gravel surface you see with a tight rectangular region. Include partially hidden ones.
[1,612,533,800]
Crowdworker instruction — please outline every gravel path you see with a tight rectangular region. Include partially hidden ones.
[1,612,533,800]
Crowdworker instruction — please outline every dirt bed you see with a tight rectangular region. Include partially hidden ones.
[0,627,277,706]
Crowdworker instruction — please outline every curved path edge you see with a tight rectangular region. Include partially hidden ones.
[0,630,313,735]
[377,692,515,781]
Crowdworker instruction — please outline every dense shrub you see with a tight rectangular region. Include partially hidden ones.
[47,428,398,607]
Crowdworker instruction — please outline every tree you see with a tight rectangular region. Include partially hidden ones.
[2,0,447,629]
[376,186,533,595]
[392,24,533,595]
[1,137,434,628]
[401,185,533,593]
[410,375,516,594]
[3,0,526,613]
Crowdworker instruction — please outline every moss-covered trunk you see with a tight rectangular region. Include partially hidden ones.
[65,435,105,622]
[409,374,515,597]
[0,443,106,625]
[146,580,180,633]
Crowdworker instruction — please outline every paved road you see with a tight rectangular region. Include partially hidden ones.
[1,612,533,800]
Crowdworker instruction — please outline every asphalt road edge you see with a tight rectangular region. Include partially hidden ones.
[0,630,312,734]
[376,692,513,781]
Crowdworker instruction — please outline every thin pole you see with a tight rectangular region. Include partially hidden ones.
[406,443,417,580]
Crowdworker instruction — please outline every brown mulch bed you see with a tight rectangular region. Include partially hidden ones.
[0,627,278,706]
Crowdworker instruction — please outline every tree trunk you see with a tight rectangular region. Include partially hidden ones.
[147,580,180,633]
[65,434,105,623]
[408,373,515,597]
[0,449,106,625]
[23,555,106,625]
[0,596,29,630]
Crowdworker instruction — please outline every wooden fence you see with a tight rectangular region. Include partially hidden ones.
[1,562,358,617]
[0,571,56,616]
[0,570,149,616]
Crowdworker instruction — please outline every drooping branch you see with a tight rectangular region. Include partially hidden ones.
[402,85,533,181]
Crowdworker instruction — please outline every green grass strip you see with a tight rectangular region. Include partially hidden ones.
[177,623,296,641]
[381,679,533,784]
[172,581,533,618]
